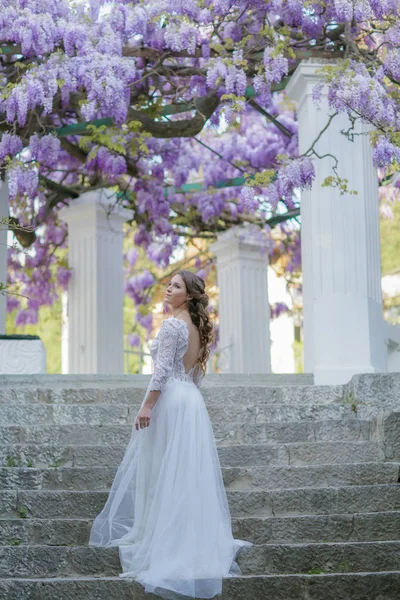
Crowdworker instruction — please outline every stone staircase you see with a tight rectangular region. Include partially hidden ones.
[0,373,400,599]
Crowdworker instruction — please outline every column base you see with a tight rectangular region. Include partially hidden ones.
[313,365,378,386]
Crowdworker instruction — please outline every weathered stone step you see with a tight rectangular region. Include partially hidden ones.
[0,383,339,405]
[2,572,400,600]
[240,540,400,575]
[2,462,398,491]
[224,462,400,490]
[1,485,400,519]
[0,418,376,446]
[0,372,315,389]
[2,511,400,547]
[233,511,400,545]
[3,571,400,600]
[0,403,365,427]
[217,441,388,467]
[1,541,400,578]
[0,441,389,469]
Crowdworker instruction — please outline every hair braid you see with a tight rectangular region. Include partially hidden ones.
[175,269,215,376]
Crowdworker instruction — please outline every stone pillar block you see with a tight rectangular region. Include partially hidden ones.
[210,225,271,374]
[59,190,132,374]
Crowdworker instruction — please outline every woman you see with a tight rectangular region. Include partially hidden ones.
[89,269,252,599]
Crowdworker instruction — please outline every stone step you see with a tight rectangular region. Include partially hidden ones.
[0,403,366,427]
[1,541,400,578]
[233,511,400,545]
[0,441,389,469]
[0,383,341,406]
[1,511,400,547]
[1,462,398,491]
[2,572,400,600]
[224,463,400,490]
[0,418,376,446]
[0,373,315,390]
[1,485,400,519]
[0,383,341,408]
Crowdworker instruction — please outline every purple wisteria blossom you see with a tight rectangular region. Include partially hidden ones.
[86,147,127,182]
[29,134,60,168]
[270,301,290,319]
[127,333,141,348]
[0,134,23,164]
[8,165,39,199]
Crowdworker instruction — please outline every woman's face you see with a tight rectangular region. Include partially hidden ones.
[165,274,190,308]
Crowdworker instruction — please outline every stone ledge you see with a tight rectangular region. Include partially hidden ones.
[0,441,390,469]
[0,373,314,388]
[1,572,400,600]
[1,484,399,519]
[2,511,400,546]
[1,541,400,578]
[1,462,398,492]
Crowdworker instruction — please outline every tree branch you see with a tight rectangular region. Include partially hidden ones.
[128,90,220,137]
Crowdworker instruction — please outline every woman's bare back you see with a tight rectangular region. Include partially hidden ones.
[179,318,202,374]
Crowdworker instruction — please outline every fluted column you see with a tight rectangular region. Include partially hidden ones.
[286,60,386,384]
[210,225,271,373]
[60,190,131,374]
[0,179,8,335]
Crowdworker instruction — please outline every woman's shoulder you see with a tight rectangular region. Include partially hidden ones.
[161,317,189,332]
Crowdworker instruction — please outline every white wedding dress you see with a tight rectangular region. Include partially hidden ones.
[89,317,252,599]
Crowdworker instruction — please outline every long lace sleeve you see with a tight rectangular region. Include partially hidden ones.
[148,319,180,393]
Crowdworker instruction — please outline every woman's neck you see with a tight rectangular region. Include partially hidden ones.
[173,307,190,318]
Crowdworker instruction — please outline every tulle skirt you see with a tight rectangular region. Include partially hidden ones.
[89,376,252,599]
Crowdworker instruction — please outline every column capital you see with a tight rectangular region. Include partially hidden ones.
[286,58,338,108]
[210,224,270,263]
[59,189,132,229]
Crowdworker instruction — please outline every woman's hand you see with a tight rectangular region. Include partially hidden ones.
[135,406,152,431]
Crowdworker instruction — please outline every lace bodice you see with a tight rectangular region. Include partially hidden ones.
[149,317,204,392]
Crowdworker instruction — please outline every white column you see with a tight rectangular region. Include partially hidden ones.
[0,179,8,335]
[59,190,132,374]
[286,59,386,385]
[210,225,271,373]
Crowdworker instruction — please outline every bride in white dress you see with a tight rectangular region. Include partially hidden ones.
[89,269,252,599]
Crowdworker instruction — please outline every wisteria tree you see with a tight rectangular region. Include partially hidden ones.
[0,0,399,338]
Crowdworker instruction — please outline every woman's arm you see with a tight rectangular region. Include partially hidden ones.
[148,319,180,393]
[135,319,180,429]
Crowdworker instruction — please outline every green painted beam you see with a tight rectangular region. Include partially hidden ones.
[54,118,114,137]
[118,176,247,201]
[268,208,300,227]
[0,44,22,55]
[164,176,247,196]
